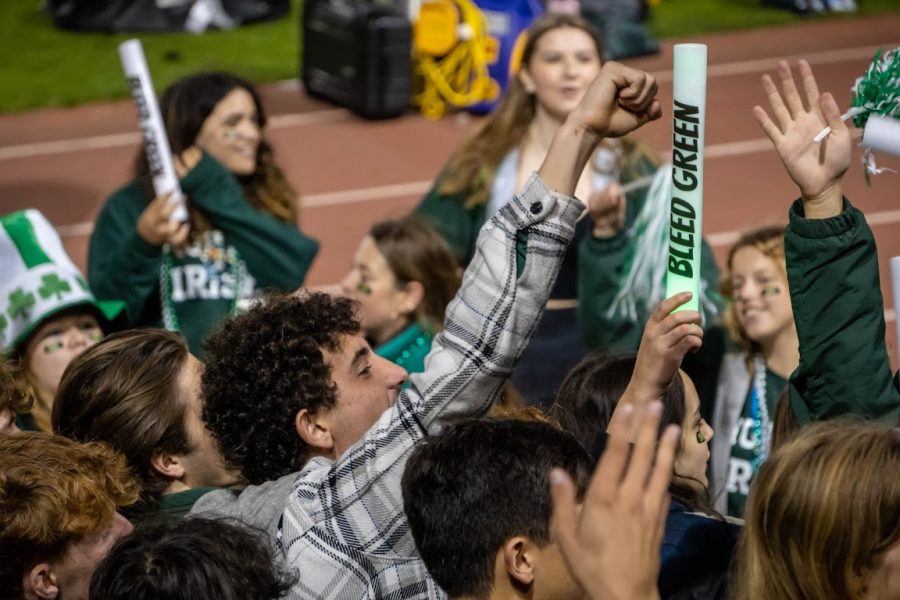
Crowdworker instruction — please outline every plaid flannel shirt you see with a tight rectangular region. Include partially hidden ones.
[277,175,583,599]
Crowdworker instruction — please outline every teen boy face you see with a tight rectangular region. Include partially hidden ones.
[297,333,408,459]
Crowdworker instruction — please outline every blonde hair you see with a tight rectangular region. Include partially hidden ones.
[734,420,900,600]
[437,14,654,207]
[719,225,787,356]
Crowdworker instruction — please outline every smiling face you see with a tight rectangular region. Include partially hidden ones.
[341,236,416,346]
[321,333,408,458]
[729,246,794,348]
[194,87,261,176]
[519,26,602,122]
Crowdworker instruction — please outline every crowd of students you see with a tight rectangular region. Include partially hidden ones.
[1,13,898,600]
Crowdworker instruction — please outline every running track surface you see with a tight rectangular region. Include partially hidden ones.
[1,14,899,365]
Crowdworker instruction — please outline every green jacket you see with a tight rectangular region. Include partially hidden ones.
[89,153,319,355]
[786,197,900,426]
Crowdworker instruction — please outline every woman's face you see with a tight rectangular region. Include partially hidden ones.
[520,26,602,121]
[195,87,261,176]
[730,245,794,347]
[26,312,102,403]
[340,236,416,346]
[674,370,713,489]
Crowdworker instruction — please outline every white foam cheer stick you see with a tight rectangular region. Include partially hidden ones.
[118,39,188,223]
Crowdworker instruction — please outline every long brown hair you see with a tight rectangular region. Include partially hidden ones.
[734,420,900,600]
[370,216,461,334]
[438,13,654,207]
[135,72,297,226]
[719,225,787,357]
[52,329,194,507]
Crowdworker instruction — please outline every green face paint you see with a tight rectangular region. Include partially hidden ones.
[696,430,706,444]
[356,281,372,295]
[89,331,102,343]
[42,340,64,354]
[761,285,781,297]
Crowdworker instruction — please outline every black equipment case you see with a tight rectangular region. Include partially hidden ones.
[302,0,412,119]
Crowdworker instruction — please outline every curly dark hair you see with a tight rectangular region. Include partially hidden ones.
[201,293,360,485]
[90,517,297,600]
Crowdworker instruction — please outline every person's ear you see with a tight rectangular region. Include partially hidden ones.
[518,69,536,95]
[150,451,186,481]
[295,408,334,452]
[502,536,536,588]
[26,563,59,599]
[398,281,425,317]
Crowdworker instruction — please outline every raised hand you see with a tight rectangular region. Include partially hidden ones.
[550,401,677,600]
[572,62,663,139]
[753,60,850,219]
[633,292,703,394]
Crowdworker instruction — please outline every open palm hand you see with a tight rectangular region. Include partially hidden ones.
[754,61,850,214]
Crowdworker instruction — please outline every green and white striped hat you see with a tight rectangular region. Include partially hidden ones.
[0,209,125,353]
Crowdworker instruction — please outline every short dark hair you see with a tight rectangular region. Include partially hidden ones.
[90,517,297,600]
[202,293,360,484]
[402,418,592,599]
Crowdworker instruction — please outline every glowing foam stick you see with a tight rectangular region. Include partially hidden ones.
[891,256,900,366]
[118,39,188,223]
[665,44,707,313]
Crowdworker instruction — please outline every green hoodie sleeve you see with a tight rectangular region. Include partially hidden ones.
[182,153,319,289]
[786,197,900,426]
[88,181,163,326]
[414,178,487,268]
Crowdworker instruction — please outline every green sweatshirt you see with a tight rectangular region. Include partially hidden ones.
[721,197,900,517]
[785,197,899,426]
[89,153,319,355]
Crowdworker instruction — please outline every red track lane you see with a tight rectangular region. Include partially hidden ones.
[1,14,898,363]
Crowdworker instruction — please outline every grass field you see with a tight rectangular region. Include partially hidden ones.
[1,0,897,113]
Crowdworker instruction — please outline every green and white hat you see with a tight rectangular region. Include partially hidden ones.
[0,209,125,353]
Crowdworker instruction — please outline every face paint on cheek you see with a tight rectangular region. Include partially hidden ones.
[761,285,781,297]
[223,127,238,141]
[696,430,706,444]
[356,282,372,295]
[42,340,64,354]
[89,331,102,343]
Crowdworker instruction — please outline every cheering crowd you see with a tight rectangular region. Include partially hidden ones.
[1,13,898,600]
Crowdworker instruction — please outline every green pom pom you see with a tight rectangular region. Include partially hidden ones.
[851,48,900,128]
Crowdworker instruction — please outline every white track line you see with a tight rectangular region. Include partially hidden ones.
[652,44,896,83]
[2,42,895,162]
[0,108,351,161]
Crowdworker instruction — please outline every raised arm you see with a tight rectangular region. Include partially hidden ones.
[755,60,900,425]
[608,293,703,438]
[290,61,663,509]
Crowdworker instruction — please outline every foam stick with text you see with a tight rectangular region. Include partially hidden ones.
[665,44,707,313]
[118,39,188,223]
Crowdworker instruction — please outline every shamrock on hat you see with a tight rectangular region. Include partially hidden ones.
[0,209,126,353]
